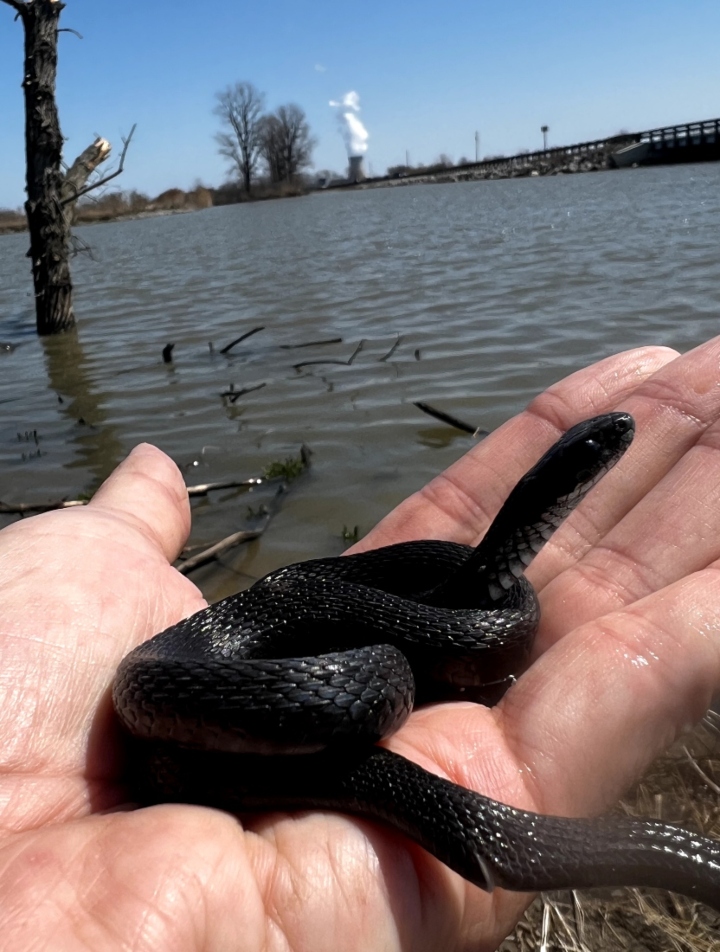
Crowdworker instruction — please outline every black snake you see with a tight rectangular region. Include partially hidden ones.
[113,412,720,909]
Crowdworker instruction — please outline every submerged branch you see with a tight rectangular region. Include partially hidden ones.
[413,401,488,437]
[220,382,267,403]
[379,334,403,362]
[176,522,269,575]
[294,339,365,370]
[220,326,265,354]
[0,498,86,515]
[280,337,343,349]
[186,476,264,497]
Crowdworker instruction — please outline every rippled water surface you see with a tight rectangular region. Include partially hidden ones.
[1,164,719,597]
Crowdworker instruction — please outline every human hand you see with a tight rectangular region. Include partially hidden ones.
[2,337,720,951]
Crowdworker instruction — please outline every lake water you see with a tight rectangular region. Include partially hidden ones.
[1,163,720,600]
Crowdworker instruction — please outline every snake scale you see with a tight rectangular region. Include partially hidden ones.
[113,412,720,909]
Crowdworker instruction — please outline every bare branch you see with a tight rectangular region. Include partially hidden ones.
[219,325,265,354]
[293,339,364,370]
[186,477,264,497]
[220,382,267,403]
[69,231,96,260]
[0,0,27,20]
[413,401,485,436]
[58,27,83,39]
[176,523,268,574]
[379,334,403,362]
[0,498,86,515]
[60,123,136,206]
[280,337,343,349]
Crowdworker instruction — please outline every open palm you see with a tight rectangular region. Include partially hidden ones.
[2,337,720,952]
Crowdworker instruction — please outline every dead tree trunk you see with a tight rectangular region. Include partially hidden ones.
[2,0,121,335]
[16,0,74,333]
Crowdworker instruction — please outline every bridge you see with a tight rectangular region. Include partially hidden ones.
[338,117,720,188]
[611,117,720,167]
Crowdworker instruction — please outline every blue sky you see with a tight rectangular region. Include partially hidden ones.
[1,0,719,208]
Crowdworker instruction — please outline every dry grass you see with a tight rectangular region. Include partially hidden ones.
[0,187,215,234]
[500,712,720,951]
[0,180,306,234]
[0,208,26,233]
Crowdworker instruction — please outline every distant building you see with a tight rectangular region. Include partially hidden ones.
[348,156,365,183]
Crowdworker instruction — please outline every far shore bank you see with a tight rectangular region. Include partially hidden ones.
[0,206,202,236]
[0,180,310,236]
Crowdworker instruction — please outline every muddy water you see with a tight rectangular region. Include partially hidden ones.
[1,163,719,599]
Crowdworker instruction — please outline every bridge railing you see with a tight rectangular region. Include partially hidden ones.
[639,118,719,150]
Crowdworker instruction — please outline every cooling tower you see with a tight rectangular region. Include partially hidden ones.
[348,155,365,183]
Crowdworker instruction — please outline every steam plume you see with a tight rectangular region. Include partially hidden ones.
[329,91,369,155]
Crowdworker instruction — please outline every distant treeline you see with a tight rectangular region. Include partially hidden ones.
[0,179,313,234]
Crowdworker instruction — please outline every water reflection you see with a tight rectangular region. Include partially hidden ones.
[41,329,125,490]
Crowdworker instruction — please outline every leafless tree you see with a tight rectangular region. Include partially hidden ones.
[214,82,265,194]
[258,104,316,183]
[257,114,286,183]
[1,0,133,335]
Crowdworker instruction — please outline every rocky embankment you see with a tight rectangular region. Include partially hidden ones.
[356,148,616,190]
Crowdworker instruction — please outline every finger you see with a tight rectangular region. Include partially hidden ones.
[0,445,201,809]
[500,566,720,818]
[89,443,191,563]
[536,336,720,646]
[352,345,677,553]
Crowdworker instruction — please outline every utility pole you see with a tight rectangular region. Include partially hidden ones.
[405,149,410,167]
[475,130,480,162]
[541,125,549,151]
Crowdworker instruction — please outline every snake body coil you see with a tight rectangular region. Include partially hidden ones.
[114,413,720,909]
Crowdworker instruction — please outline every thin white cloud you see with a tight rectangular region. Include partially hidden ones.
[314,63,327,73]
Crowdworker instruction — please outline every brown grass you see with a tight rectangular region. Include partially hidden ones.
[0,180,306,234]
[0,208,27,234]
[500,712,720,951]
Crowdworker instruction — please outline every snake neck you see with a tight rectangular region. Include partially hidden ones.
[429,413,635,609]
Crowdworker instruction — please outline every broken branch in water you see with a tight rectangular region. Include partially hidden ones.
[220,382,267,403]
[413,401,488,437]
[176,522,269,575]
[219,326,265,354]
[379,334,403,362]
[0,498,87,515]
[188,447,309,496]
[4,448,309,513]
[178,450,310,574]
[280,337,343,349]
[294,340,365,370]
[0,480,266,513]
[186,476,265,497]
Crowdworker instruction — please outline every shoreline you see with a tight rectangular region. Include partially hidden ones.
[0,206,201,237]
[0,182,310,236]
